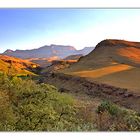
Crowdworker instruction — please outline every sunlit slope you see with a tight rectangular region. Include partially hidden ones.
[62,39,140,92]
[118,47,140,63]
[0,55,39,75]
[92,67,140,93]
[72,64,133,78]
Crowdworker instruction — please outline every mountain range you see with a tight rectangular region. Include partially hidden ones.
[3,38,140,93]
[3,44,94,59]
[1,39,140,131]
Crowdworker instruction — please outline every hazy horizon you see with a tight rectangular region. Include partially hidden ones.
[1,9,140,53]
[2,43,94,53]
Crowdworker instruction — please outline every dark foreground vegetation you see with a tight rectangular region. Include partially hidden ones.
[0,74,139,131]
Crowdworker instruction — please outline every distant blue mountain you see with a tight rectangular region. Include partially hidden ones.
[3,44,94,59]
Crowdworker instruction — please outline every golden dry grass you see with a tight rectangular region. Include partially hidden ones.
[71,64,133,78]
[0,55,38,75]
[57,40,140,93]
[65,64,140,93]
[92,67,140,93]
[118,47,140,63]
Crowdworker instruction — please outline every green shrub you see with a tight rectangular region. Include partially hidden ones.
[96,101,118,116]
[0,74,95,131]
[96,100,140,131]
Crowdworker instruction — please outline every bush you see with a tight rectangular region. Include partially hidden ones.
[0,74,95,131]
[96,101,119,116]
[96,100,140,131]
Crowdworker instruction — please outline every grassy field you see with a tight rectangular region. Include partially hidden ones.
[71,64,133,78]
[63,63,140,93]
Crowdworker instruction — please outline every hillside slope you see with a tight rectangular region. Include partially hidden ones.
[0,55,39,75]
[62,39,140,92]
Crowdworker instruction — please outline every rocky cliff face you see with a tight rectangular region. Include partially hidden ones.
[3,44,94,59]
[3,44,77,59]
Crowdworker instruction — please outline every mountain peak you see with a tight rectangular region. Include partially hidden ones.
[96,39,140,49]
[4,49,14,53]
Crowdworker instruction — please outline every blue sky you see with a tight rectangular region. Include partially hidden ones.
[0,9,140,53]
